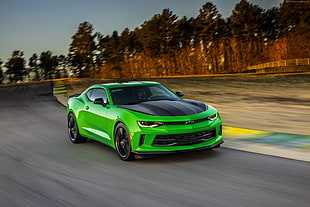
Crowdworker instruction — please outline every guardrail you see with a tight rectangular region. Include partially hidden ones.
[247,58,310,70]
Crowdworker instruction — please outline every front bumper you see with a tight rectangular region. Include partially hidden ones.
[130,117,223,154]
[132,140,223,155]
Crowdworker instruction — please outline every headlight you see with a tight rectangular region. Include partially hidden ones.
[207,113,218,121]
[138,121,164,128]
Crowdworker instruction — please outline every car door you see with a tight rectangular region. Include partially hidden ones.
[83,88,112,143]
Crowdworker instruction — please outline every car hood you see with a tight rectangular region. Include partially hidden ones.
[117,100,207,116]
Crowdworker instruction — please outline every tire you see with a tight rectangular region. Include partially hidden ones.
[67,113,87,143]
[114,123,135,161]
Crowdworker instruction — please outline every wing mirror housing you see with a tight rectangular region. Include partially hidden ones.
[94,98,107,106]
[176,91,184,97]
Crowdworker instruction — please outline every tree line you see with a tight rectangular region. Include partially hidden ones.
[0,0,309,83]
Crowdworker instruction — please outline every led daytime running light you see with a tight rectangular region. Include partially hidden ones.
[207,113,218,121]
[138,121,164,128]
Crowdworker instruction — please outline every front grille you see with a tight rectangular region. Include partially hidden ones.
[162,117,210,125]
[153,128,216,146]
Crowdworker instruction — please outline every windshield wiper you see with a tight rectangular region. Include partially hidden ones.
[123,100,149,105]
[122,99,177,105]
[150,98,177,101]
[123,101,140,105]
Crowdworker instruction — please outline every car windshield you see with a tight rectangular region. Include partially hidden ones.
[110,84,181,105]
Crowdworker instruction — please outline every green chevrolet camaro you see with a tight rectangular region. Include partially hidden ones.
[67,81,223,161]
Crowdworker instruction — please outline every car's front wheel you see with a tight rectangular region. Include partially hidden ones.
[67,113,87,143]
[114,123,135,161]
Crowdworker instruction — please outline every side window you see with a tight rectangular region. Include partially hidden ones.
[87,89,107,103]
[86,90,93,101]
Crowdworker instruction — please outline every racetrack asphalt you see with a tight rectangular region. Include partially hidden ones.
[0,81,309,207]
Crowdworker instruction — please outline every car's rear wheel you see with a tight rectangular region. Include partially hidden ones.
[114,123,135,161]
[67,113,87,143]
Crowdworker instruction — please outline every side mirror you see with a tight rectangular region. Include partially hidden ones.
[176,91,184,97]
[94,98,107,106]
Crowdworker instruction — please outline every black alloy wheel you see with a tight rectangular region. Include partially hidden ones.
[67,113,87,143]
[114,123,135,161]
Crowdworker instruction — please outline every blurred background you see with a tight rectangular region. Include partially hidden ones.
[0,0,309,82]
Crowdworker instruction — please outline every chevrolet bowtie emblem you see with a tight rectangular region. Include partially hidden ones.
[185,120,195,125]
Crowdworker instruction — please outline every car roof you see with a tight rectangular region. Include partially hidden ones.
[89,81,161,90]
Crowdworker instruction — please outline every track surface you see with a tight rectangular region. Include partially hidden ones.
[0,82,309,207]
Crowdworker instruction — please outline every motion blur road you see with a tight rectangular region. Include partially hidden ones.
[0,82,309,207]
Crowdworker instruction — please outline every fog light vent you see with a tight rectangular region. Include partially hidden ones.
[139,134,146,146]
[219,125,222,135]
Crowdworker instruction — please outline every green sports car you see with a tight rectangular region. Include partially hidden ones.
[67,81,223,161]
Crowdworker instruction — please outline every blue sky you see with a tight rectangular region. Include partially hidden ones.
[0,0,282,63]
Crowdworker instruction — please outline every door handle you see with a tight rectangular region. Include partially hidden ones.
[85,106,89,110]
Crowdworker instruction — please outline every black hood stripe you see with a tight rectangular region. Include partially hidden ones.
[118,100,207,116]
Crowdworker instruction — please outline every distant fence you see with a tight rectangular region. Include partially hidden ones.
[247,58,310,70]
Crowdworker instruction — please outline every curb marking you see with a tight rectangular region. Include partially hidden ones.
[53,81,67,95]
[223,126,273,139]
[223,126,310,150]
